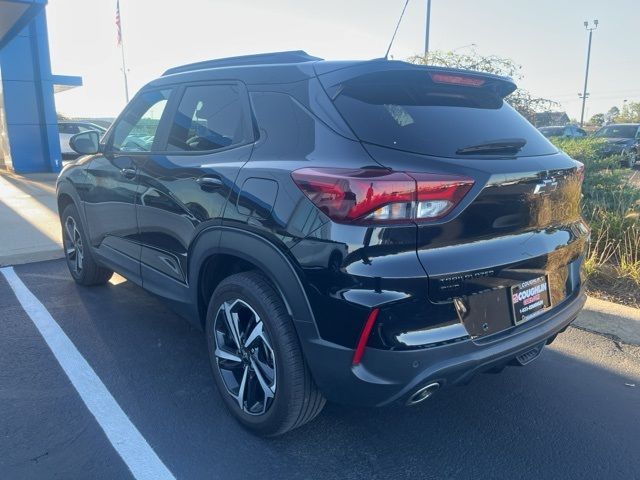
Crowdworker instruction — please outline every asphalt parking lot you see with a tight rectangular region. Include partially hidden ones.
[1,259,639,480]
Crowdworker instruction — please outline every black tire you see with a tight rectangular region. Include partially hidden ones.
[60,203,113,286]
[205,271,325,436]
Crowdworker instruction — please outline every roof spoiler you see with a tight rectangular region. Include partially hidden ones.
[315,60,518,99]
[163,50,323,76]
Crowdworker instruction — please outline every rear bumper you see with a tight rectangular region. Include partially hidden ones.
[300,288,586,407]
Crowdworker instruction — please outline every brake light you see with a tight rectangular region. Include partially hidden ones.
[291,168,474,225]
[430,72,486,87]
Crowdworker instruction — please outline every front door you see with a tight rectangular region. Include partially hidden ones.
[83,89,172,283]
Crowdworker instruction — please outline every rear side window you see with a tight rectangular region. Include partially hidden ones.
[166,84,250,152]
[330,70,556,158]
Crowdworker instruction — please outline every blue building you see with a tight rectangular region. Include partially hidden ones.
[0,0,81,173]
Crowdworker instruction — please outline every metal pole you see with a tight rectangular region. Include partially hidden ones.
[424,0,431,57]
[120,42,129,104]
[119,1,130,104]
[580,30,592,127]
[580,20,597,127]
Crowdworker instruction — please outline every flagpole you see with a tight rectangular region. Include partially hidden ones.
[116,0,130,103]
[120,40,129,103]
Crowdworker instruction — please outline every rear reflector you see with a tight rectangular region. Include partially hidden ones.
[292,168,473,225]
[430,72,486,87]
[352,308,379,365]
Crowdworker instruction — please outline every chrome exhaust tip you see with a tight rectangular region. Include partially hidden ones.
[407,382,440,406]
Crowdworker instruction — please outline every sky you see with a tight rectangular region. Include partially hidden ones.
[47,0,640,121]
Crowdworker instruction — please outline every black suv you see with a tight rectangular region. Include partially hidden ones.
[593,123,640,168]
[57,51,588,436]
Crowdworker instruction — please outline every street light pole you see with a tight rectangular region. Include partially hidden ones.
[424,0,431,58]
[580,20,598,127]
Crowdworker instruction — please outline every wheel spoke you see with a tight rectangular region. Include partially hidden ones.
[236,365,249,409]
[244,320,263,349]
[250,357,275,399]
[65,245,76,258]
[223,302,242,349]
[76,247,83,272]
[64,219,75,243]
[214,347,242,363]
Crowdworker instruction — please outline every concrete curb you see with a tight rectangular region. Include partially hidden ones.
[0,247,64,267]
[575,296,640,346]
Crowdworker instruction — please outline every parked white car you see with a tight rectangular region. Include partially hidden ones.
[59,121,107,155]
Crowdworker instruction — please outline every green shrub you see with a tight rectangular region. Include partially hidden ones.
[550,137,640,289]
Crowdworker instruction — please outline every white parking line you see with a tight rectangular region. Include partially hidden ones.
[0,267,175,480]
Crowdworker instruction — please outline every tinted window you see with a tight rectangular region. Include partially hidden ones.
[331,70,556,158]
[166,84,249,152]
[540,127,565,137]
[594,125,639,139]
[59,124,80,134]
[112,89,171,152]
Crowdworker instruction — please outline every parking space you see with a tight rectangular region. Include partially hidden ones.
[2,259,640,479]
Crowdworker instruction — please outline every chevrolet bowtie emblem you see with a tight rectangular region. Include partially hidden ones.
[533,178,558,195]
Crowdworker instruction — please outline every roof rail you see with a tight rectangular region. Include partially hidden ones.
[162,50,323,76]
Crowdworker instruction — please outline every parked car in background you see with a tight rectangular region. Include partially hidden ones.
[593,123,640,168]
[59,121,107,157]
[538,125,587,139]
[57,51,588,436]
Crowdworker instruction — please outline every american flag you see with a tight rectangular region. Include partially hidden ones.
[115,0,122,46]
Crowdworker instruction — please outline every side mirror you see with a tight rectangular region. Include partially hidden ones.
[69,130,101,155]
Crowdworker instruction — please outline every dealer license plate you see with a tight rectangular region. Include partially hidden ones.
[510,276,551,324]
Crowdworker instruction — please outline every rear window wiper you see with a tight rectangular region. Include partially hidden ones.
[456,138,527,155]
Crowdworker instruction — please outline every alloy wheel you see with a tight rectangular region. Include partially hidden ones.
[64,216,84,274]
[213,299,277,416]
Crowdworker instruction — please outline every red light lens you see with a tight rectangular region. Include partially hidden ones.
[352,308,379,365]
[412,173,475,220]
[430,73,486,87]
[291,168,415,224]
[292,168,474,225]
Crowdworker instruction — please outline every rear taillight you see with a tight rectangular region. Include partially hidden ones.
[291,168,474,225]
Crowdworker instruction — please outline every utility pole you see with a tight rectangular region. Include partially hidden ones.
[424,0,431,58]
[580,20,598,127]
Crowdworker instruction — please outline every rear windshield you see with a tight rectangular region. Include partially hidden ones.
[331,70,557,158]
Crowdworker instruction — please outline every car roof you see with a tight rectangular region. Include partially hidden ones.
[148,50,516,94]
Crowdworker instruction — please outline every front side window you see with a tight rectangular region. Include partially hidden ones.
[111,89,171,152]
[166,84,249,152]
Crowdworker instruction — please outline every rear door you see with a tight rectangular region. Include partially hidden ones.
[320,64,588,336]
[136,81,254,298]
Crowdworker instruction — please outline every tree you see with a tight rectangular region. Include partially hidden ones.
[408,48,560,123]
[589,113,605,126]
[616,102,640,123]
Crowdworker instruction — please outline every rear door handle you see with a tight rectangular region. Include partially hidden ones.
[197,176,223,191]
[120,168,137,179]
